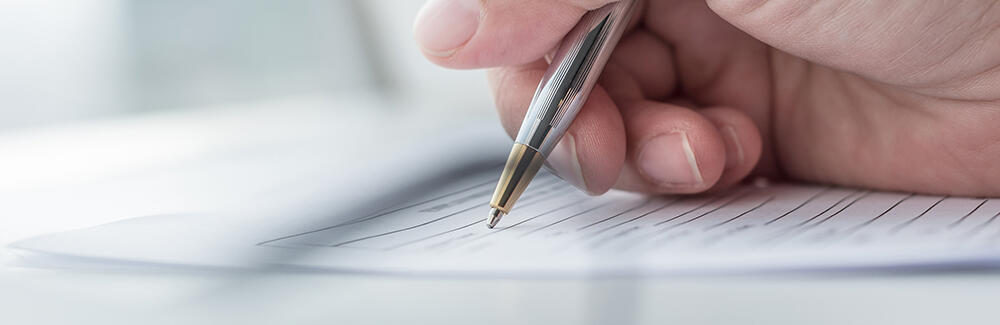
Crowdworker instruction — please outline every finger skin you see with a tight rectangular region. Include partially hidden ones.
[698,107,762,190]
[613,100,728,194]
[608,28,677,100]
[705,0,1000,97]
[416,0,616,69]
[645,0,777,177]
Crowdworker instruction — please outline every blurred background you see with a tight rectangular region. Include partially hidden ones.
[0,0,504,246]
[0,0,493,131]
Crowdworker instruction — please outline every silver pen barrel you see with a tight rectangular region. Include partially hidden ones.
[514,0,637,156]
[487,0,637,228]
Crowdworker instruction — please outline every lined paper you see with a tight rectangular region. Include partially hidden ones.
[14,169,1000,275]
[258,173,999,251]
[238,169,1000,274]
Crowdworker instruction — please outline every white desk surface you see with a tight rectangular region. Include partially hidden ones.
[2,95,999,324]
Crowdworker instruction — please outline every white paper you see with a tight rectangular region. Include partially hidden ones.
[13,163,1000,275]
[10,115,1000,275]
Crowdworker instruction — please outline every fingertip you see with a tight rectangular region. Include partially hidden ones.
[413,0,482,63]
[699,107,762,190]
[417,0,592,69]
[615,101,728,194]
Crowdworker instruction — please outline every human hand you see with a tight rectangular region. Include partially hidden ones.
[414,0,1000,196]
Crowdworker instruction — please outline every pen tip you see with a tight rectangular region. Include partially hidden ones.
[486,208,503,229]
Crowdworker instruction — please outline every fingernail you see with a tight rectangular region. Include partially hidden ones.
[721,125,744,170]
[638,132,704,187]
[413,0,481,58]
[545,134,591,194]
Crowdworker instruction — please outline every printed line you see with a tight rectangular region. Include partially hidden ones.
[660,191,753,231]
[587,225,643,250]
[424,233,477,251]
[385,188,574,250]
[777,191,871,243]
[631,191,754,247]
[652,190,745,227]
[350,182,567,250]
[697,224,759,248]
[948,199,990,229]
[835,193,915,238]
[963,210,1000,240]
[331,205,480,247]
[788,190,862,229]
[260,174,564,246]
[666,194,773,248]
[577,198,656,231]
[589,197,684,237]
[441,197,591,250]
[613,190,748,250]
[387,219,481,251]
[518,201,616,238]
[800,192,871,230]
[890,196,947,234]
[704,195,775,231]
[757,190,862,245]
[764,187,832,225]
[256,177,499,246]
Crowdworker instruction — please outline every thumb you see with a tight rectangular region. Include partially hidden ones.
[414,0,616,69]
[706,0,997,87]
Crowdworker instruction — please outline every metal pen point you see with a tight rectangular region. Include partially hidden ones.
[486,208,502,229]
[486,0,637,228]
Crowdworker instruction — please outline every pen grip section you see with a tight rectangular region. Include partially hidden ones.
[515,0,636,156]
[490,143,545,214]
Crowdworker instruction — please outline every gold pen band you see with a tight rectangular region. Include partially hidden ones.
[489,143,545,215]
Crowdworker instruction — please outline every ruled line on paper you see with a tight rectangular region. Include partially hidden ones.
[578,199,656,231]
[517,201,616,238]
[770,191,872,245]
[589,197,684,237]
[963,210,1000,240]
[764,187,831,225]
[335,179,569,248]
[755,190,864,246]
[659,191,754,231]
[652,192,738,227]
[705,196,775,231]
[385,187,578,250]
[948,199,990,229]
[255,176,498,247]
[825,193,916,243]
[613,190,754,250]
[417,195,588,251]
[890,196,948,234]
[257,172,1000,260]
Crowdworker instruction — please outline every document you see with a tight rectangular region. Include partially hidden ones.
[9,121,1000,275]
[12,165,1000,275]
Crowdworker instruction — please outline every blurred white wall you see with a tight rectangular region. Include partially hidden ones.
[120,0,376,112]
[0,0,126,129]
[0,0,494,131]
[357,0,493,115]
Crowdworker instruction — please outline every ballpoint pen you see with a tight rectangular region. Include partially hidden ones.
[486,0,638,228]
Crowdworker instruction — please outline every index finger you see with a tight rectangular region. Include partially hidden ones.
[414,0,618,69]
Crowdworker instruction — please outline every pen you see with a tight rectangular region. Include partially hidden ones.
[486,0,638,228]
